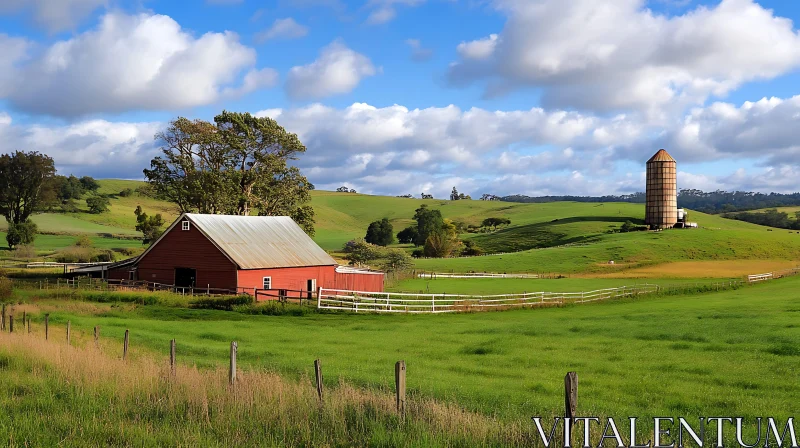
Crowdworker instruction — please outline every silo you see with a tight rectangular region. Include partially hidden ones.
[645,149,677,229]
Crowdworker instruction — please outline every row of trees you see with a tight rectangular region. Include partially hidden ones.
[342,239,413,273]
[501,190,800,214]
[724,209,800,230]
[144,111,316,234]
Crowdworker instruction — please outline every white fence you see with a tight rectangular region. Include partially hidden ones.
[747,273,773,282]
[318,284,659,314]
[417,272,541,279]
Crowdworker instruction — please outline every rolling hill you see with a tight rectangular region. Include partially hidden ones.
[2,179,800,275]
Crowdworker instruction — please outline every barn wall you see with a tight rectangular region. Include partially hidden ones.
[237,266,385,299]
[137,220,238,290]
[107,268,130,281]
[332,271,385,292]
[237,266,335,297]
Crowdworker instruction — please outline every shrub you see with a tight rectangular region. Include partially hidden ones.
[86,195,111,214]
[190,295,254,311]
[75,235,94,247]
[234,302,312,316]
[380,249,413,273]
[411,249,424,258]
[55,247,94,263]
[461,240,483,256]
[114,247,141,256]
[342,239,382,266]
[0,277,12,300]
[91,250,116,263]
[13,244,36,260]
[60,200,80,213]
[119,188,134,197]
[397,226,418,244]
[6,221,37,249]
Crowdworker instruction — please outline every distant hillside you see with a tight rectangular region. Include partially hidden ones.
[4,179,800,274]
[501,189,800,214]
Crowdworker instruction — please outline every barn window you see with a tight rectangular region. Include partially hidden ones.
[182,221,190,231]
[263,277,272,290]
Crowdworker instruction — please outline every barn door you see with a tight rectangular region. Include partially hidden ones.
[307,279,317,299]
[175,268,197,287]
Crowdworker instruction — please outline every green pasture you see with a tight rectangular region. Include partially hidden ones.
[387,277,736,294]
[414,226,800,274]
[22,276,800,423]
[5,180,800,276]
[0,213,138,236]
[0,232,143,254]
[752,206,800,218]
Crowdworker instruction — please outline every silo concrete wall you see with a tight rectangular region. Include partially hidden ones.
[645,158,677,228]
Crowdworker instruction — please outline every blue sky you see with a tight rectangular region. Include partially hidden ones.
[1,0,800,198]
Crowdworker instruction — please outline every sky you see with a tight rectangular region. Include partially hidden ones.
[1,0,800,198]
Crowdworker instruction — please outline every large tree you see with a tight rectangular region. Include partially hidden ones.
[365,218,394,246]
[413,205,444,246]
[0,151,56,225]
[144,112,316,234]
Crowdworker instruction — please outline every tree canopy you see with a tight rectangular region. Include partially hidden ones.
[365,218,394,246]
[144,112,316,234]
[0,151,56,225]
[134,206,166,245]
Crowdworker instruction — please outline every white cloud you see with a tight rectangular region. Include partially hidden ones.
[366,0,425,25]
[0,113,161,178]
[0,0,105,33]
[448,0,800,116]
[2,12,276,117]
[285,41,377,99]
[637,96,800,165]
[255,17,309,42]
[406,39,434,62]
[456,34,498,60]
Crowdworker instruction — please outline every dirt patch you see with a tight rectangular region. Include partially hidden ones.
[582,260,800,279]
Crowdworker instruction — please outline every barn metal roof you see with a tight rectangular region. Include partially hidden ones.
[647,149,676,163]
[184,214,337,269]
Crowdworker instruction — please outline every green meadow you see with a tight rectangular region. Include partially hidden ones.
[3,180,800,280]
[13,276,800,424]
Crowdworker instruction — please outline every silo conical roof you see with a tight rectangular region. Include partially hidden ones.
[647,149,675,163]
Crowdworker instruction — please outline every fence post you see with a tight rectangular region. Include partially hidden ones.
[45,314,49,340]
[395,360,406,414]
[170,339,176,377]
[564,372,578,447]
[94,326,100,347]
[67,321,71,345]
[123,329,129,360]
[9,315,13,333]
[27,317,30,334]
[314,359,323,401]
[22,311,26,329]
[1,304,5,331]
[229,341,238,386]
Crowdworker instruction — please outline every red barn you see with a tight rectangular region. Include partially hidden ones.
[105,213,384,297]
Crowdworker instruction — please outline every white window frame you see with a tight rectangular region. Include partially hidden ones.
[263,276,272,290]
[182,221,190,231]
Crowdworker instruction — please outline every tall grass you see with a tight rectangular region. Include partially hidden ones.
[0,331,538,446]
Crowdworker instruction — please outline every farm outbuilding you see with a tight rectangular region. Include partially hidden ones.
[645,149,678,229]
[99,214,384,297]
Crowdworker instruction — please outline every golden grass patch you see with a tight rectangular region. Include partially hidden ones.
[584,259,800,278]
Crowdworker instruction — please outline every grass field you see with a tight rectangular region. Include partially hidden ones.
[387,277,737,294]
[751,206,800,218]
[4,180,800,278]
[9,276,799,426]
